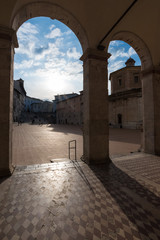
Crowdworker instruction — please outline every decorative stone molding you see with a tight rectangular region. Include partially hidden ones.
[11,2,88,52]
[110,31,153,70]
[0,25,18,48]
[80,48,111,63]
[141,65,160,77]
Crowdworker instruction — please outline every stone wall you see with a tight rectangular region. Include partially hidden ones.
[56,94,83,125]
[109,91,142,129]
[110,66,141,94]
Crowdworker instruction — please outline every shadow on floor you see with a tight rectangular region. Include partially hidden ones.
[47,124,83,135]
[0,176,10,184]
[89,161,160,239]
[109,128,141,144]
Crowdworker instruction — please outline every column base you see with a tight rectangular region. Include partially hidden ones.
[84,157,111,165]
[0,166,15,177]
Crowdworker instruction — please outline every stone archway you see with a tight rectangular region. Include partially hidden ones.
[110,31,153,70]
[11,3,111,166]
[0,2,90,176]
[11,2,89,52]
[108,31,159,155]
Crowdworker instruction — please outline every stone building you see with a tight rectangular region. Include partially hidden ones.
[13,79,26,121]
[31,101,53,113]
[53,93,79,113]
[25,96,43,112]
[30,101,54,123]
[25,97,54,123]
[56,58,142,129]
[0,0,160,175]
[56,91,83,125]
[109,58,142,129]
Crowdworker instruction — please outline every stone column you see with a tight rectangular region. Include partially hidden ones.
[0,26,18,176]
[142,66,160,155]
[80,48,110,164]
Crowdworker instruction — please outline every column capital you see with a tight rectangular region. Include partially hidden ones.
[0,25,18,48]
[80,48,111,62]
[141,65,160,77]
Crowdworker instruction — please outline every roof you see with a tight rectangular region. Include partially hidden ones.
[109,65,141,80]
[14,79,26,96]
[125,57,135,66]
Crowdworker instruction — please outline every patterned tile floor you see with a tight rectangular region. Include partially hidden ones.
[0,154,160,240]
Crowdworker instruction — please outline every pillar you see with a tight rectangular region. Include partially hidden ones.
[0,26,17,176]
[142,66,160,155]
[80,48,111,164]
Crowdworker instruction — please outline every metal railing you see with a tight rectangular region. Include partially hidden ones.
[68,140,77,160]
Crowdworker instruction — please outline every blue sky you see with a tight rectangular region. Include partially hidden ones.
[14,17,141,100]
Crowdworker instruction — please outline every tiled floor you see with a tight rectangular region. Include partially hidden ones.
[1,153,160,240]
[12,123,141,166]
[12,124,83,166]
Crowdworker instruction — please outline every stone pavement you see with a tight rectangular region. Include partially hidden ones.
[0,153,160,240]
[12,123,83,166]
[12,123,141,166]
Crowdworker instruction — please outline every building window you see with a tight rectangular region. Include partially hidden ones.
[134,75,139,83]
[118,78,122,86]
[118,114,122,124]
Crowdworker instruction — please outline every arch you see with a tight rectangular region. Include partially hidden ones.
[108,31,153,70]
[107,31,156,155]
[10,2,89,52]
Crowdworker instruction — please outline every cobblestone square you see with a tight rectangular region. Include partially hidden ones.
[12,123,141,166]
[1,124,159,240]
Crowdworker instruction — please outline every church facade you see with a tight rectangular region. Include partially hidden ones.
[109,58,142,129]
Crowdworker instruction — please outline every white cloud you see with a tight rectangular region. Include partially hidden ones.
[64,30,72,35]
[22,62,83,100]
[14,59,43,70]
[128,47,137,56]
[109,40,124,47]
[14,19,83,100]
[16,22,39,58]
[15,38,65,62]
[15,49,83,100]
[18,22,38,35]
[108,60,124,74]
[49,24,55,30]
[15,42,35,56]
[34,43,64,60]
[14,60,33,69]
[67,47,81,59]
[109,48,129,61]
[17,22,39,43]
[45,28,62,39]
[109,43,138,62]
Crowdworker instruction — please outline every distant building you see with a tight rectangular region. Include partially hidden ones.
[13,79,26,121]
[53,93,79,113]
[31,101,53,113]
[15,60,142,128]
[56,58,142,129]
[56,91,83,125]
[109,57,142,129]
[25,96,43,112]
